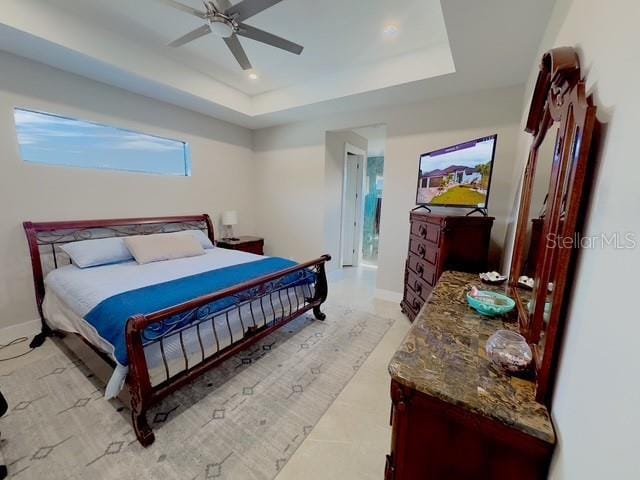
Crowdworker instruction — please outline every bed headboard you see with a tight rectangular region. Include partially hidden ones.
[23,214,214,324]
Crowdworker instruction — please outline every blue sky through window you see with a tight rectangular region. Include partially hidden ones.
[14,108,190,176]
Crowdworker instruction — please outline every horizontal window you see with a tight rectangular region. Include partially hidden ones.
[13,108,191,176]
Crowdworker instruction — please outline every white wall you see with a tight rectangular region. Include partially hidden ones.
[352,125,387,158]
[0,51,255,333]
[251,122,326,261]
[253,85,524,293]
[502,0,640,478]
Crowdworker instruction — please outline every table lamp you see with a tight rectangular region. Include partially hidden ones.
[221,210,239,241]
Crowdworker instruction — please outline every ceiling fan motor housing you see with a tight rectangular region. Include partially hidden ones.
[209,15,237,38]
[162,0,304,70]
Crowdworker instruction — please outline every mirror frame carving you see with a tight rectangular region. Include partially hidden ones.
[508,47,598,405]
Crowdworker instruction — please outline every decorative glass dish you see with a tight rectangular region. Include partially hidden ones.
[466,288,515,316]
[485,329,533,374]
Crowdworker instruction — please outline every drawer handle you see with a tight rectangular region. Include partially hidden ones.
[416,263,424,275]
[412,299,422,310]
[414,281,422,295]
[417,244,426,257]
[418,225,427,238]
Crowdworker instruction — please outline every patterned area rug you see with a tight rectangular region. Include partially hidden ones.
[0,304,394,479]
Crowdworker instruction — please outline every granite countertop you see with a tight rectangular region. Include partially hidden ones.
[389,271,555,444]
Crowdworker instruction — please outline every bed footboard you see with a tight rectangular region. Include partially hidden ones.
[125,255,331,446]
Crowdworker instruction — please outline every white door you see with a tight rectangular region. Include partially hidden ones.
[341,153,362,266]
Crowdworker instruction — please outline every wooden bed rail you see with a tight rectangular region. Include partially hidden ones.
[125,254,331,446]
[131,255,331,330]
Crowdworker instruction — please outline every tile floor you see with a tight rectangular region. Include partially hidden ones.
[0,266,410,479]
[274,266,410,480]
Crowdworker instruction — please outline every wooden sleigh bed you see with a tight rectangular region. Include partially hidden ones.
[23,214,330,446]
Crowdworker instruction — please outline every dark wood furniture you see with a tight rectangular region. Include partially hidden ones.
[23,215,330,446]
[524,218,545,277]
[401,212,494,321]
[0,389,7,479]
[217,235,264,255]
[508,47,599,404]
[387,272,555,480]
[388,46,600,478]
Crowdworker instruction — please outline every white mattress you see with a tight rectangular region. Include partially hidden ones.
[42,248,312,397]
[45,248,264,318]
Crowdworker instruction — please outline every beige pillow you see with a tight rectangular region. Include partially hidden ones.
[124,231,205,264]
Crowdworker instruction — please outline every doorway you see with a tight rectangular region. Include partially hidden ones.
[351,125,385,267]
[361,155,384,265]
[340,145,365,267]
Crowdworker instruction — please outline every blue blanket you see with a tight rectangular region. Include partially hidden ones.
[85,257,314,365]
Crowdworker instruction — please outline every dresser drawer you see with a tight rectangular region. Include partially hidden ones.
[408,239,439,267]
[408,258,437,288]
[410,220,441,245]
[403,287,427,314]
[409,235,440,265]
[241,241,264,255]
[401,299,418,321]
[407,269,433,300]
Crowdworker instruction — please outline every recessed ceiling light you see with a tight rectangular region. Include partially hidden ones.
[383,24,399,38]
[248,72,259,80]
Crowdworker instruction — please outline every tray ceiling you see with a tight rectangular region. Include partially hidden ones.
[0,0,556,128]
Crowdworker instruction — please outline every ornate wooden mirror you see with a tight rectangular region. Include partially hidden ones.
[509,47,599,405]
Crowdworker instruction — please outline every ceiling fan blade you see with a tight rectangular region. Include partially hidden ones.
[225,0,283,22]
[168,24,212,47]
[237,23,303,55]
[211,0,233,12]
[224,35,253,70]
[155,0,207,19]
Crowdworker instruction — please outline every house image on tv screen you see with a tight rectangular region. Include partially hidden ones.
[417,163,491,205]
[421,165,482,189]
[416,136,496,207]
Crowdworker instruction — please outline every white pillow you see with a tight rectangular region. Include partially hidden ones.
[61,237,134,269]
[124,231,205,265]
[182,229,214,249]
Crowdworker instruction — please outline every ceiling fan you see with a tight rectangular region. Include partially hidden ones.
[157,0,303,70]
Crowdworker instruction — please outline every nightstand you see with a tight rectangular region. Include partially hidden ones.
[217,236,264,255]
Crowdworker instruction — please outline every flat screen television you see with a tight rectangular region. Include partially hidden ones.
[416,134,497,209]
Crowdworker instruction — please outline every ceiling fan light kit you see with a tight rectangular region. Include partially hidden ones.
[209,16,237,38]
[158,0,304,71]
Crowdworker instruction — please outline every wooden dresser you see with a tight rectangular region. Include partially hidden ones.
[388,271,555,480]
[401,212,494,320]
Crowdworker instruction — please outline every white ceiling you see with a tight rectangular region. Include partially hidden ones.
[0,0,556,129]
[46,0,449,96]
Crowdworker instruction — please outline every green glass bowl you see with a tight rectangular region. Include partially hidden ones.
[466,291,515,317]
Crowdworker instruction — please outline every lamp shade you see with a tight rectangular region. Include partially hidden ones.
[222,210,238,226]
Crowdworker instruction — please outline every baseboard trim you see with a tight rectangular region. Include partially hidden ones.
[375,288,403,303]
[0,319,41,344]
